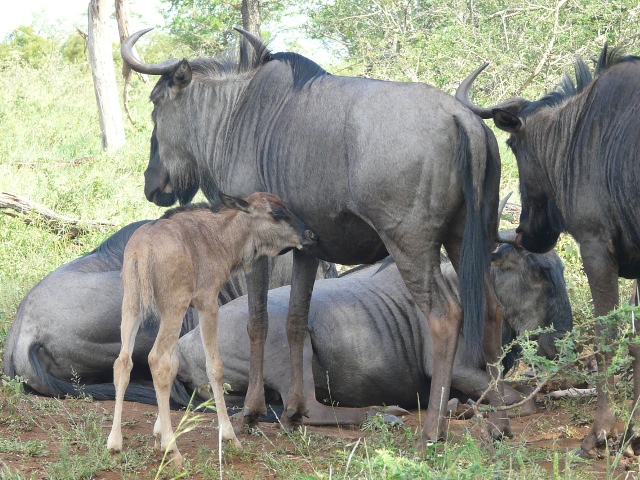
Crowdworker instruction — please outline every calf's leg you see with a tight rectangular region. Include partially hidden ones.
[148,303,188,467]
[195,298,242,449]
[107,291,142,452]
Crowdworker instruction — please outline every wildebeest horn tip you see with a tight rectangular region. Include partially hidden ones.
[121,28,180,75]
[497,228,518,245]
[498,191,513,218]
[456,63,494,119]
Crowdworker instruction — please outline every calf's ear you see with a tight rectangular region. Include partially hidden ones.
[492,108,522,133]
[219,192,251,213]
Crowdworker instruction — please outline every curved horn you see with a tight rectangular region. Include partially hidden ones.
[233,27,267,55]
[497,228,518,245]
[121,28,180,75]
[498,192,513,218]
[455,63,494,119]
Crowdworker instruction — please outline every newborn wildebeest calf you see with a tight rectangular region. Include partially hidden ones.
[174,245,572,423]
[3,221,334,403]
[106,192,317,466]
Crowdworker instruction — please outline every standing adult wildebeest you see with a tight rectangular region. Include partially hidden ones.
[107,192,317,465]
[456,45,640,456]
[121,28,503,444]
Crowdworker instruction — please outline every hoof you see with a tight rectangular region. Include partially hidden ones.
[572,446,600,459]
[231,408,260,435]
[231,437,243,450]
[489,425,514,441]
[106,432,122,453]
[165,450,183,469]
[280,408,307,431]
[414,436,439,452]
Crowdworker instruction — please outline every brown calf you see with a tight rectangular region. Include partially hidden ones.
[106,192,316,466]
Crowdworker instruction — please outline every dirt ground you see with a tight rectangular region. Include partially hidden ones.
[2,391,639,479]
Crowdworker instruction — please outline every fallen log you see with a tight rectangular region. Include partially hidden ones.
[0,191,116,237]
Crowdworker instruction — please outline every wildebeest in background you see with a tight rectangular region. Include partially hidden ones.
[174,245,572,425]
[3,219,336,404]
[121,28,503,444]
[457,45,640,456]
[107,192,317,465]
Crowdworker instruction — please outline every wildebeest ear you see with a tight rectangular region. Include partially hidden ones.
[492,108,522,133]
[170,59,192,90]
[219,192,251,213]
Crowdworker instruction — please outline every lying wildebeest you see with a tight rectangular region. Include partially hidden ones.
[107,192,317,465]
[174,245,571,424]
[3,221,335,403]
[122,28,503,444]
[457,45,640,455]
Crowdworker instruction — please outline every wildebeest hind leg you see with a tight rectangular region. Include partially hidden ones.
[393,250,462,445]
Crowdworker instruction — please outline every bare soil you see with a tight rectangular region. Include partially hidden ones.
[0,392,636,479]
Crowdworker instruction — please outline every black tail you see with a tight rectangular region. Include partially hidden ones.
[456,119,498,360]
[21,343,158,405]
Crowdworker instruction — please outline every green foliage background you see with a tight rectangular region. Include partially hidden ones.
[0,1,638,476]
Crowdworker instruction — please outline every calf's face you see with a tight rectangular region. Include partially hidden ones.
[219,192,318,257]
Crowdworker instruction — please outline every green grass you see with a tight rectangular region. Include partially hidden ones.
[0,52,638,480]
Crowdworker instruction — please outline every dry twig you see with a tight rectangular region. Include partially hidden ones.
[0,191,116,237]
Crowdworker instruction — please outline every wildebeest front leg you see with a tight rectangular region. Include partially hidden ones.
[234,256,270,433]
[482,277,512,439]
[622,280,640,455]
[579,239,619,456]
[281,250,319,430]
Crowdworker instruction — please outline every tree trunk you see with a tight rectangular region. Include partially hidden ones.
[88,0,126,153]
[241,0,261,36]
[115,0,147,124]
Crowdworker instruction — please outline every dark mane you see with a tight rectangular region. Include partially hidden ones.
[522,43,640,115]
[188,34,328,90]
[87,220,150,259]
[160,202,220,220]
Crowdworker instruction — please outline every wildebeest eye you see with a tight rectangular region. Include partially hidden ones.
[271,208,291,222]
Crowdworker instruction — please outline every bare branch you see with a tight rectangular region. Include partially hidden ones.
[0,192,116,237]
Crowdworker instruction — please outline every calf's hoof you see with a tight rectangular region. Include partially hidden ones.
[164,450,183,469]
[228,436,243,450]
[106,432,122,453]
